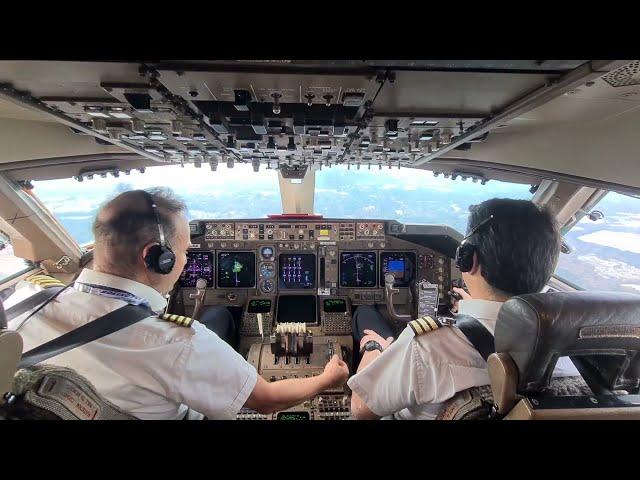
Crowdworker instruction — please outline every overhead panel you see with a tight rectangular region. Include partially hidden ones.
[0,59,629,187]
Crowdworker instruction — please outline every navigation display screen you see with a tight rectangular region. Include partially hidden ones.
[217,252,256,288]
[323,298,347,313]
[340,252,377,288]
[248,299,272,314]
[381,252,417,287]
[278,254,316,289]
[179,252,214,287]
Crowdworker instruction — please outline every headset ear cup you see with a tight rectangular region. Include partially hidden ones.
[157,248,176,275]
[455,243,475,273]
[144,244,161,272]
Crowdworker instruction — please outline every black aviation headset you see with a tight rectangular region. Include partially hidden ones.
[141,190,176,275]
[454,214,495,273]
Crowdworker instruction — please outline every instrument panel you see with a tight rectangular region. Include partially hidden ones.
[177,218,456,420]
[181,218,452,310]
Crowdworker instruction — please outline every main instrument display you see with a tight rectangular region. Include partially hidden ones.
[340,252,377,288]
[217,252,256,288]
[179,252,214,287]
[381,252,416,287]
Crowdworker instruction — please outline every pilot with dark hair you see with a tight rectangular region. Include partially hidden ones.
[347,198,579,420]
[5,188,348,419]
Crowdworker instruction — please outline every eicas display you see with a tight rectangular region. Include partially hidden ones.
[217,252,256,288]
[279,254,316,289]
[179,252,214,287]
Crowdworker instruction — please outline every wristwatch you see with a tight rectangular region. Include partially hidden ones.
[360,340,384,354]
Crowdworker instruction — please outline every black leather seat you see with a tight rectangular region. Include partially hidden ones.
[490,291,640,419]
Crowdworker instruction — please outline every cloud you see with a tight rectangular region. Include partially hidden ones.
[577,254,640,282]
[608,212,640,229]
[316,188,349,196]
[577,230,640,254]
[395,209,404,216]
[188,209,221,218]
[451,203,462,213]
[46,198,104,214]
[622,284,640,292]
[362,205,376,213]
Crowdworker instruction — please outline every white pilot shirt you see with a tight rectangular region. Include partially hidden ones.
[5,269,258,420]
[347,299,580,420]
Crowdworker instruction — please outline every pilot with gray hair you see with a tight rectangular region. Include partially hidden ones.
[4,187,348,419]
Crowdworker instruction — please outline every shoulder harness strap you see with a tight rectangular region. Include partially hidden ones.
[25,274,65,290]
[158,313,194,328]
[453,314,495,362]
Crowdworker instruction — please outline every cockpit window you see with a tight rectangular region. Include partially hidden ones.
[555,191,640,293]
[314,166,533,233]
[32,164,281,245]
[0,240,34,291]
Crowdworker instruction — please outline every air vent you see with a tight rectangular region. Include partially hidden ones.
[602,60,640,87]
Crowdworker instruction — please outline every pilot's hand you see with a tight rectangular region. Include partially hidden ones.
[321,354,349,389]
[360,329,394,351]
[451,287,472,313]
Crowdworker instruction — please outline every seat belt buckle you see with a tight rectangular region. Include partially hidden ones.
[437,316,456,327]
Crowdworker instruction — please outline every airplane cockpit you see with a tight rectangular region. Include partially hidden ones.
[1,59,640,420]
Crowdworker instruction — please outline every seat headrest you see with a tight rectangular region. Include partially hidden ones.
[495,291,640,394]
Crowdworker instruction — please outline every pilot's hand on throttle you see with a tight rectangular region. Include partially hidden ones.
[360,329,394,351]
[451,287,472,313]
[321,354,349,388]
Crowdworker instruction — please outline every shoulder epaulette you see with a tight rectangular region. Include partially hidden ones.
[158,313,194,327]
[408,316,444,336]
[25,274,65,289]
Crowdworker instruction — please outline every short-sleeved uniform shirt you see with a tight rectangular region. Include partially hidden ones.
[347,299,580,420]
[5,269,258,420]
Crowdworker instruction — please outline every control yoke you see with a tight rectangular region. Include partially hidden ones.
[189,278,208,320]
[384,273,413,322]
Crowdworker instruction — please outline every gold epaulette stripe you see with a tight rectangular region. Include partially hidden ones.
[159,313,193,327]
[26,274,65,289]
[409,316,442,336]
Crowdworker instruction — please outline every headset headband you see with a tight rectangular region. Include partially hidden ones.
[141,190,166,248]
[461,214,494,243]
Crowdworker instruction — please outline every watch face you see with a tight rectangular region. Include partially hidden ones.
[363,340,382,352]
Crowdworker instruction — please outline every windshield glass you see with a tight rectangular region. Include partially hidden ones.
[555,191,640,294]
[314,167,532,233]
[32,164,281,245]
[32,164,532,245]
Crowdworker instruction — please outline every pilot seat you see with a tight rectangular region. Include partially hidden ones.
[439,291,640,419]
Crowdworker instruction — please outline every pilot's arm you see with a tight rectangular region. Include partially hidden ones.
[348,326,433,420]
[170,322,348,418]
[244,354,348,414]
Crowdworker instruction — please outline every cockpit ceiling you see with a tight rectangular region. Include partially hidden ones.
[0,60,638,191]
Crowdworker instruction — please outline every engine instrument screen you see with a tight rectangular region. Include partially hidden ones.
[217,252,256,288]
[278,254,316,289]
[277,412,310,420]
[340,252,377,288]
[380,252,417,287]
[179,252,214,287]
[323,298,347,313]
[248,299,272,314]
